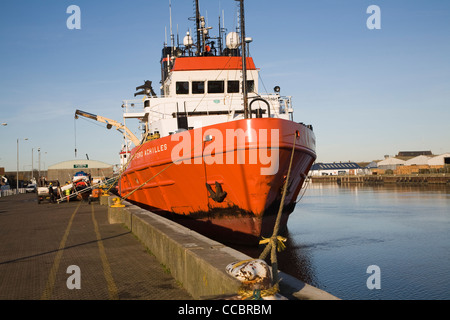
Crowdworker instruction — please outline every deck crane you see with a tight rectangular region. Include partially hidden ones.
[74,109,140,146]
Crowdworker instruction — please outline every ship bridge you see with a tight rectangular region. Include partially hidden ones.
[122,91,293,142]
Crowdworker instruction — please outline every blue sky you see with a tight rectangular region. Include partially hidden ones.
[1,0,449,172]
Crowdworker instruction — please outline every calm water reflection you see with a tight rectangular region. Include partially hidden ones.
[237,183,450,300]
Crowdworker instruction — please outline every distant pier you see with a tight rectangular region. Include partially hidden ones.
[311,174,450,185]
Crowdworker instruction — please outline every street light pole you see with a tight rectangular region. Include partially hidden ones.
[16,139,18,194]
[32,148,34,183]
[16,138,29,194]
[38,148,41,186]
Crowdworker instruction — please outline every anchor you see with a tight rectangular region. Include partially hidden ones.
[206,181,227,203]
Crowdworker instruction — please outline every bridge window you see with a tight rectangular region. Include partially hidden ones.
[176,81,189,94]
[192,81,205,94]
[227,80,240,93]
[208,81,224,94]
[247,80,255,92]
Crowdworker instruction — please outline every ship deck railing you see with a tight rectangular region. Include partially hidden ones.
[122,93,293,122]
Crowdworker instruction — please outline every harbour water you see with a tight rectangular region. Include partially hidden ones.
[237,182,450,300]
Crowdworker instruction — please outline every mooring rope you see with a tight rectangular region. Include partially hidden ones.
[102,130,151,196]
[258,132,297,289]
[238,285,280,300]
[296,171,312,204]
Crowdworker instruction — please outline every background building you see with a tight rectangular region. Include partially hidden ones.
[397,151,433,158]
[405,155,431,166]
[47,159,114,184]
[372,152,450,175]
[427,153,450,166]
[310,162,362,176]
[376,157,406,171]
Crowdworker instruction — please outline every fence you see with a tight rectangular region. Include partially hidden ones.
[0,188,26,197]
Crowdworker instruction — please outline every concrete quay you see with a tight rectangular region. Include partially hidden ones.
[0,192,338,300]
[0,193,192,300]
[104,195,339,300]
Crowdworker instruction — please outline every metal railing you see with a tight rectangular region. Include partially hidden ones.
[122,93,292,122]
[0,188,26,197]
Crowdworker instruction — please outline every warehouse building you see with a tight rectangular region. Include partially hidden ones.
[427,153,450,166]
[397,151,432,158]
[47,159,114,184]
[310,162,362,176]
[376,157,406,170]
[405,155,431,166]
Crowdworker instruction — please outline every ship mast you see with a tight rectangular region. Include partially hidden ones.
[191,0,249,118]
[195,0,201,55]
[237,0,249,119]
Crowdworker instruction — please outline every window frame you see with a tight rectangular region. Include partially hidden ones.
[227,80,240,94]
[247,80,255,93]
[176,81,189,95]
[192,81,205,94]
[207,80,225,94]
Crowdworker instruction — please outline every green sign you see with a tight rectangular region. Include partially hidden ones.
[74,164,88,168]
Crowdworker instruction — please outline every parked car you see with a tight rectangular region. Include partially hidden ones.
[26,184,37,193]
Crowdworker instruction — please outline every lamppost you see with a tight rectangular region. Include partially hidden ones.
[31,148,34,183]
[37,148,47,186]
[17,138,29,194]
[38,148,41,186]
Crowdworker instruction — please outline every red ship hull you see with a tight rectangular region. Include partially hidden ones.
[119,118,316,244]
